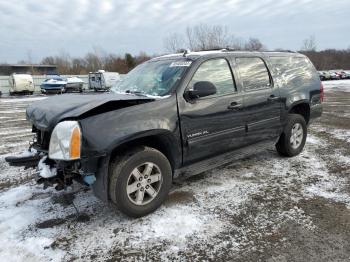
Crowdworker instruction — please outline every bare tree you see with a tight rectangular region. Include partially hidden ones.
[301,35,317,51]
[244,38,265,51]
[185,27,195,50]
[164,24,267,52]
[41,56,55,65]
[26,50,33,64]
[228,36,245,50]
[164,33,185,53]
[185,24,231,51]
[55,51,72,74]
[71,58,87,74]
[85,52,103,72]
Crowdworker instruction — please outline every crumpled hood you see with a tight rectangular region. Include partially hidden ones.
[26,93,154,131]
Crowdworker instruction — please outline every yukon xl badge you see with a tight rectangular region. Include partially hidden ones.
[187,130,209,139]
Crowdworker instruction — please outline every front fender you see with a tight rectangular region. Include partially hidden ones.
[79,96,181,202]
[80,96,179,152]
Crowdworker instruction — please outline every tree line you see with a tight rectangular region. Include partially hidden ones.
[300,49,350,70]
[40,51,150,75]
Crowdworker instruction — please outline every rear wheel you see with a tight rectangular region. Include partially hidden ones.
[276,114,307,157]
[109,146,172,217]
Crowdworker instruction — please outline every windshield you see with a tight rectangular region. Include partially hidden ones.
[111,59,189,97]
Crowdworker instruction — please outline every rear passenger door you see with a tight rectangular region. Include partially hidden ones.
[235,57,282,143]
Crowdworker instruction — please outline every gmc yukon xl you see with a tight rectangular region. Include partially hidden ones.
[6,50,323,217]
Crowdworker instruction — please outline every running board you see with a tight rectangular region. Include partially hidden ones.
[174,140,275,180]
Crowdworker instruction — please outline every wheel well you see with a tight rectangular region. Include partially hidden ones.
[289,103,310,124]
[110,134,179,171]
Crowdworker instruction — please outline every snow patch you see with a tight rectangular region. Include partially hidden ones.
[0,129,32,136]
[0,184,65,262]
[38,156,57,178]
[306,134,322,145]
[17,148,37,158]
[322,80,350,92]
[318,127,350,143]
[132,208,206,244]
[0,97,47,103]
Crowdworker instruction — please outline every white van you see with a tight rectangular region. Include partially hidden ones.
[88,70,120,91]
[9,74,35,95]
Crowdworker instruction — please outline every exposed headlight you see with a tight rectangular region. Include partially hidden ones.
[49,121,81,160]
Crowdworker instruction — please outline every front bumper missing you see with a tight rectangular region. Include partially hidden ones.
[5,151,41,169]
[5,149,96,191]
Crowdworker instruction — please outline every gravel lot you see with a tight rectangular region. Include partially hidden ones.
[0,81,349,261]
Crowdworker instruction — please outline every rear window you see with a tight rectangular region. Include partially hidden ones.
[235,57,271,91]
[269,56,314,87]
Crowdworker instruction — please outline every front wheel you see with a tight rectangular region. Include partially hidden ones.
[276,114,307,157]
[109,146,172,217]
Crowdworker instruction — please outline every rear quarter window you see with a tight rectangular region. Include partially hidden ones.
[269,56,315,87]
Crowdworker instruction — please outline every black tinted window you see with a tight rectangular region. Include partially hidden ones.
[189,58,236,96]
[236,57,270,91]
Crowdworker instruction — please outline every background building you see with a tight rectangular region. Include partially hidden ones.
[0,64,57,76]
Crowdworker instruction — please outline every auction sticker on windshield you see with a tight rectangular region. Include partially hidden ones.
[169,61,192,67]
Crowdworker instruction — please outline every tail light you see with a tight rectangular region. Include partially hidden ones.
[320,82,324,102]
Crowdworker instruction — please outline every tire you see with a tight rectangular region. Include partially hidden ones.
[109,146,172,217]
[276,114,307,157]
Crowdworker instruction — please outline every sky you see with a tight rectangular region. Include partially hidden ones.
[0,0,349,63]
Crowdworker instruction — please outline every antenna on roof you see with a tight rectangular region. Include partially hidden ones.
[182,49,191,57]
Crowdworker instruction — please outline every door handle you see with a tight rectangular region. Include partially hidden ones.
[227,102,242,110]
[267,95,280,102]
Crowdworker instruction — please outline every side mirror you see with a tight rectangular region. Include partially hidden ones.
[187,81,217,99]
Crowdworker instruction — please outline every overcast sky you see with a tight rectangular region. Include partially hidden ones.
[0,0,349,63]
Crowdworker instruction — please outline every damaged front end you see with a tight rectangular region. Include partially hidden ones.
[5,121,96,191]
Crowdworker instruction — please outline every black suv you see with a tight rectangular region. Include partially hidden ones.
[6,50,323,217]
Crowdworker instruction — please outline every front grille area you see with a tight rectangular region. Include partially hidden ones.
[32,126,50,151]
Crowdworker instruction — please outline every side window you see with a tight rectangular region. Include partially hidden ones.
[236,57,271,91]
[189,58,236,97]
[270,56,313,87]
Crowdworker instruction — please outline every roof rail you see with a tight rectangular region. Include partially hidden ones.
[264,50,297,53]
[221,47,237,52]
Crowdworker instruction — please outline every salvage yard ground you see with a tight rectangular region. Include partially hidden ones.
[0,80,350,261]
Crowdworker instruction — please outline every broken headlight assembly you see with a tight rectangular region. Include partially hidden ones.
[49,121,81,160]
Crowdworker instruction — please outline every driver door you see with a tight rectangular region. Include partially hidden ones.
[179,57,247,165]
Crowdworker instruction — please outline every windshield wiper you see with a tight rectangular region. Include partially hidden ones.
[125,90,148,97]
